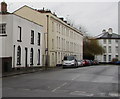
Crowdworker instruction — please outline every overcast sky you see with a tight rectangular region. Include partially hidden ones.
[4,0,119,36]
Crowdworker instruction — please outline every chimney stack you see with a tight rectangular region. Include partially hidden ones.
[1,2,7,13]
[108,28,113,34]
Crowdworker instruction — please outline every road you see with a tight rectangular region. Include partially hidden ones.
[2,65,119,97]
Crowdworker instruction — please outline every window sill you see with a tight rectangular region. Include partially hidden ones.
[30,64,34,65]
[0,34,7,36]
[17,63,21,65]
[17,40,22,42]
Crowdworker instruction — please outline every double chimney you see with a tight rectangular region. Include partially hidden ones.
[102,28,113,34]
[0,2,7,13]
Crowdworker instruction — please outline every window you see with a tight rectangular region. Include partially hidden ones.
[116,55,118,58]
[59,37,60,49]
[31,30,34,44]
[108,55,111,61]
[52,22,54,32]
[30,48,33,65]
[59,24,60,33]
[57,36,58,49]
[104,46,106,52]
[108,46,111,53]
[0,24,6,35]
[116,46,118,53]
[38,33,41,46]
[62,38,63,50]
[52,39,54,49]
[17,26,22,42]
[57,24,58,32]
[52,53,54,64]
[115,40,118,43]
[103,55,106,62]
[17,46,21,65]
[103,39,106,44]
[38,49,40,65]
[108,39,111,44]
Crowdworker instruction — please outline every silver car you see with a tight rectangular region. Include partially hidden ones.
[62,56,78,68]
[77,60,83,67]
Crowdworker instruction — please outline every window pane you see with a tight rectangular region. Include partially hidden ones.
[0,24,6,34]
[38,33,41,45]
[31,30,34,44]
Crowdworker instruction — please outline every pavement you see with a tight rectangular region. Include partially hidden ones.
[2,66,62,77]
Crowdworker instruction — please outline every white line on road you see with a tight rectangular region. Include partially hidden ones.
[70,91,94,96]
[23,88,31,91]
[71,75,80,81]
[109,93,118,97]
[52,82,67,92]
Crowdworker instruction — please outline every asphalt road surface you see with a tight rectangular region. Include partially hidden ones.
[2,65,119,98]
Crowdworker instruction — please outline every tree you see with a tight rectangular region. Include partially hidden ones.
[83,36,105,60]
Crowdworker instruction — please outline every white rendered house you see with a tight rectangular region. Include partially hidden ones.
[95,28,120,63]
[0,12,44,72]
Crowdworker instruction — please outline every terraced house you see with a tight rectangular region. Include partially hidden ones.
[0,2,44,72]
[14,5,83,67]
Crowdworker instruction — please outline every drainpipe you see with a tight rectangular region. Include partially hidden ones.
[45,15,49,70]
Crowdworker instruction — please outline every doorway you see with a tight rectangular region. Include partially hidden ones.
[25,48,28,67]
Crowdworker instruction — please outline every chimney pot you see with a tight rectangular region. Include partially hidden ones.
[1,2,7,13]
[108,28,113,34]
[102,29,106,33]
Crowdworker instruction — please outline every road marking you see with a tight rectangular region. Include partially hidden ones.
[109,93,118,97]
[70,91,94,96]
[52,82,67,92]
[23,88,31,91]
[72,75,80,80]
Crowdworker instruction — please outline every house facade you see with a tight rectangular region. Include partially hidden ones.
[0,4,44,72]
[95,28,120,63]
[14,6,83,67]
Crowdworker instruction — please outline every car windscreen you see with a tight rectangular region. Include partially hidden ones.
[63,56,75,61]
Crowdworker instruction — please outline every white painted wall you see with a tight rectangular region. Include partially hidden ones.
[0,15,13,58]
[0,14,44,68]
[96,39,119,62]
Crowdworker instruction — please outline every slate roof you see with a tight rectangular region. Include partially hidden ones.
[96,32,120,39]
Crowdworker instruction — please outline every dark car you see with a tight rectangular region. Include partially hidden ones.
[115,61,120,65]
[89,60,94,65]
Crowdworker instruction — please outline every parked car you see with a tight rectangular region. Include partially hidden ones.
[62,55,78,68]
[89,60,94,65]
[82,59,91,66]
[77,60,83,67]
[93,60,99,65]
[115,61,120,65]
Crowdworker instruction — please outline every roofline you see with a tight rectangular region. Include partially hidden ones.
[1,13,43,27]
[13,5,83,36]
[96,37,120,40]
